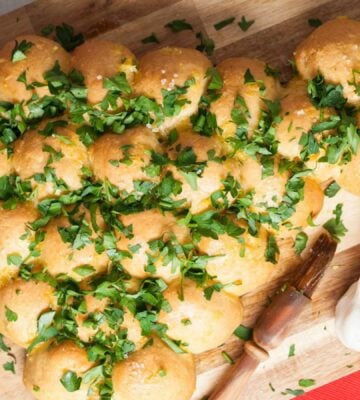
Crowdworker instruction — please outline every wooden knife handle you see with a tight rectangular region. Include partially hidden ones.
[254,286,310,350]
[208,341,269,400]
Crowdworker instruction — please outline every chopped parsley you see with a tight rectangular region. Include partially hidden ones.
[265,234,280,264]
[60,371,82,392]
[165,19,193,32]
[214,17,235,31]
[196,32,215,56]
[141,33,160,44]
[288,343,296,357]
[238,16,255,32]
[0,334,10,352]
[323,203,348,241]
[5,306,18,322]
[281,388,305,396]
[234,324,253,341]
[3,361,15,374]
[54,23,84,51]
[11,39,33,62]
[221,350,235,364]
[324,181,341,198]
[294,232,308,255]
[299,378,315,387]
[308,18,322,27]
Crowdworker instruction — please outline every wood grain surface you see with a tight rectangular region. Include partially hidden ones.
[0,1,360,399]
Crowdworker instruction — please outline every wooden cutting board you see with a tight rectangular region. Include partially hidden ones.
[1,0,360,399]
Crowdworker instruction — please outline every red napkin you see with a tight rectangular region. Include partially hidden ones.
[299,371,360,400]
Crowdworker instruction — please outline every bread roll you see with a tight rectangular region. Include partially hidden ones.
[0,35,71,103]
[295,17,360,106]
[134,47,211,134]
[210,57,280,139]
[197,225,275,296]
[166,129,241,213]
[89,126,162,193]
[0,279,56,347]
[276,78,334,160]
[72,39,137,105]
[112,337,196,400]
[158,279,243,353]
[76,295,145,349]
[23,340,95,400]
[239,156,289,209]
[0,202,38,287]
[12,120,89,198]
[239,156,324,228]
[37,214,108,281]
[117,209,190,281]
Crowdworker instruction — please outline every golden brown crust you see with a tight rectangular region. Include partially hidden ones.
[0,203,38,287]
[210,57,280,139]
[117,209,190,281]
[0,35,71,103]
[23,341,95,400]
[158,279,243,353]
[12,120,89,198]
[89,126,162,193]
[0,279,56,347]
[134,47,211,134]
[295,17,360,105]
[112,337,196,400]
[72,39,137,104]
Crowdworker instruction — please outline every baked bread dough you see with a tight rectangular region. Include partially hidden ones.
[158,279,243,353]
[112,337,196,400]
[0,35,71,103]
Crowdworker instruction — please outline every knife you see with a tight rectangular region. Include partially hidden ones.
[209,231,338,400]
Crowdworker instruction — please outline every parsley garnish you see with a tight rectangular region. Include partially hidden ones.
[60,371,82,392]
[264,63,280,78]
[55,23,84,51]
[234,324,253,341]
[11,39,33,62]
[323,203,348,241]
[294,232,308,255]
[5,306,18,322]
[308,18,322,27]
[0,334,10,352]
[141,33,160,44]
[221,350,235,364]
[324,181,341,198]
[281,388,305,396]
[238,16,255,32]
[165,19,193,32]
[196,32,215,56]
[265,234,279,263]
[3,361,15,374]
[288,343,296,357]
[161,78,193,116]
[214,17,235,31]
[307,75,347,109]
[299,378,315,387]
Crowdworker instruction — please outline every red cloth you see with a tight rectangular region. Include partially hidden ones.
[299,371,360,399]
